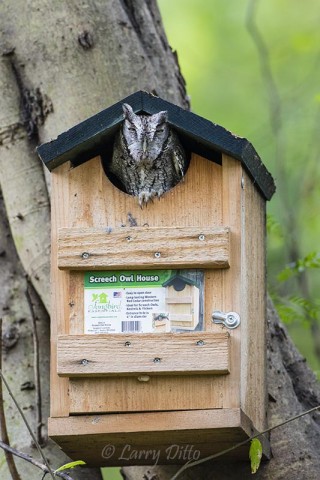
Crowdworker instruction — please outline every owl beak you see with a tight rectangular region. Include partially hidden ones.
[142,137,148,155]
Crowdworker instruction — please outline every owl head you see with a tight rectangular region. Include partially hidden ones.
[122,103,169,164]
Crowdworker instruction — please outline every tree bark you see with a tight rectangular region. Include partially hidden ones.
[0,1,319,480]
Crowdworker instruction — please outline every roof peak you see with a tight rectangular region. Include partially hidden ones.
[37,90,275,200]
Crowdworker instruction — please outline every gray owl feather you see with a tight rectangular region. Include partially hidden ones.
[110,103,187,206]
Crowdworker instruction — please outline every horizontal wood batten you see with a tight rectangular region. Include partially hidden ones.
[58,226,230,270]
[57,332,230,377]
[49,408,245,434]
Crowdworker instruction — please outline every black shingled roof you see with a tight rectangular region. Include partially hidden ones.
[37,90,275,200]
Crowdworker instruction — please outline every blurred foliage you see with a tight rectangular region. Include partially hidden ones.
[158,0,320,375]
[277,251,320,282]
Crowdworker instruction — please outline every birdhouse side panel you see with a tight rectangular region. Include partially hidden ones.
[50,163,72,417]
[240,169,267,432]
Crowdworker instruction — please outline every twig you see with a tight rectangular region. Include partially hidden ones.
[26,280,44,445]
[0,370,56,480]
[0,318,21,480]
[0,439,75,480]
[170,404,320,479]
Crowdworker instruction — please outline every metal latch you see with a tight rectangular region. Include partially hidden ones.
[212,311,240,329]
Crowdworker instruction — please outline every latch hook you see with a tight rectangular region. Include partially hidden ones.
[212,311,240,329]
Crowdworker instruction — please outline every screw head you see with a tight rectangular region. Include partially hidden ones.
[153,357,161,363]
[196,340,205,346]
[225,313,240,328]
[124,341,131,347]
[154,252,161,258]
[198,234,205,241]
[80,359,89,366]
[226,315,235,326]
[126,236,132,241]
[81,252,90,259]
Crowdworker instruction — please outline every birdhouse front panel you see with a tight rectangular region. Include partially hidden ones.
[38,91,275,465]
[52,154,233,416]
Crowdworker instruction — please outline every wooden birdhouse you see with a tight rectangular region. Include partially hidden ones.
[37,91,275,466]
[163,272,202,330]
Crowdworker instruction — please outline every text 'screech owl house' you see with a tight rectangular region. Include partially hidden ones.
[37,91,275,466]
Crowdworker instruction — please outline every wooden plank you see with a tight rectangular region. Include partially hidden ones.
[69,375,225,413]
[69,271,84,334]
[48,409,270,465]
[50,408,244,435]
[57,332,230,377]
[57,226,230,270]
[50,163,71,417]
[240,169,267,432]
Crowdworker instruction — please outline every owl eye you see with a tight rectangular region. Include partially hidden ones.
[128,126,136,132]
[156,126,165,133]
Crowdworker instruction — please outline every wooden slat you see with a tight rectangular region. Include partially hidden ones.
[50,163,71,417]
[165,296,192,304]
[50,408,245,435]
[57,332,230,377]
[69,375,225,413]
[240,168,267,432]
[48,409,270,465]
[57,226,230,270]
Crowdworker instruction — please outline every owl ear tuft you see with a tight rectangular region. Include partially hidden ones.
[153,110,168,124]
[122,103,135,121]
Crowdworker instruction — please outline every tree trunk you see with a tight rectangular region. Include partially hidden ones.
[0,1,319,479]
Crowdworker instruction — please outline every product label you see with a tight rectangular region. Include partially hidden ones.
[84,270,204,334]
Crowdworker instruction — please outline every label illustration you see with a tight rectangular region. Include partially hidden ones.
[84,270,204,334]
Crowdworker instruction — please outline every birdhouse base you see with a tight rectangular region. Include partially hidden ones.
[49,408,270,466]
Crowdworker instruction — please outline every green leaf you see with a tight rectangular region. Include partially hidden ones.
[277,265,296,282]
[54,460,86,473]
[249,438,262,474]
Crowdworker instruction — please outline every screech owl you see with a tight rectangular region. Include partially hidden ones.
[109,103,187,206]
